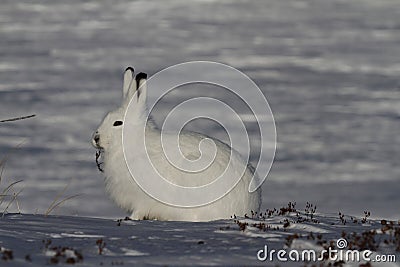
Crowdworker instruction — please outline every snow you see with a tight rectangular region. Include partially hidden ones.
[0,211,399,266]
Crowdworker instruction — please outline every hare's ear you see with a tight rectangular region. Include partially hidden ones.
[123,67,135,99]
[135,72,147,104]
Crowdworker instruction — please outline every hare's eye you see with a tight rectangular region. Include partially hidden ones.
[113,120,123,126]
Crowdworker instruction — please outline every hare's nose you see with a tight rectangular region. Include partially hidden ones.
[92,132,100,147]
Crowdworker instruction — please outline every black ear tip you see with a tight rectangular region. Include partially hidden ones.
[125,66,134,73]
[135,72,147,81]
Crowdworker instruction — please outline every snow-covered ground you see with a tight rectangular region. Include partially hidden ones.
[0,206,399,266]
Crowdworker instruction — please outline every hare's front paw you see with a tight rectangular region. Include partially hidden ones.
[129,212,140,220]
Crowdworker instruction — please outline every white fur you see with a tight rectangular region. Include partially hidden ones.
[92,68,261,221]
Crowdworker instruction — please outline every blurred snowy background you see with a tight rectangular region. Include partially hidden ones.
[0,0,399,219]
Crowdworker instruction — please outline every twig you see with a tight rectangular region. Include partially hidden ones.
[0,114,36,123]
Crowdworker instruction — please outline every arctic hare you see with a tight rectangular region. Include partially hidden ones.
[92,67,261,221]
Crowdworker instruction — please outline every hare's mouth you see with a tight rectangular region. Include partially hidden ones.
[95,149,104,173]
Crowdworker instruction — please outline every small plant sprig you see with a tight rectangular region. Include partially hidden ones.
[42,239,83,264]
[96,239,106,255]
[361,211,371,224]
[380,220,400,251]
[295,202,319,223]
[342,211,372,225]
[285,233,300,247]
[283,218,290,228]
[42,239,52,249]
[305,202,316,221]
[338,212,346,225]
[279,202,297,215]
[1,247,14,261]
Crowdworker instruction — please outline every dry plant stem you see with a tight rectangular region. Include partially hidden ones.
[0,132,29,216]
[14,191,21,213]
[45,182,81,216]
[0,157,6,178]
[0,140,26,181]
[2,188,23,217]
[0,180,23,207]
[0,114,36,123]
[45,194,81,216]
[0,165,5,192]
[45,183,69,216]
